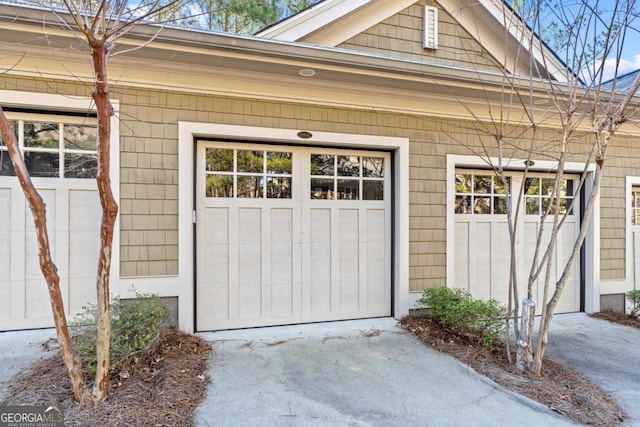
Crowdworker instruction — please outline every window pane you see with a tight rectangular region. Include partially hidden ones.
[363,157,384,178]
[633,192,640,208]
[311,178,333,199]
[542,178,555,196]
[206,148,233,172]
[455,195,471,214]
[266,176,291,199]
[562,179,574,197]
[237,175,263,198]
[311,154,334,176]
[266,152,292,174]
[474,176,491,194]
[473,196,490,214]
[24,121,59,149]
[337,156,360,177]
[636,193,640,208]
[24,152,59,177]
[455,174,471,193]
[205,175,233,197]
[494,196,507,214]
[494,176,509,194]
[0,150,15,176]
[237,150,263,173]
[64,124,97,151]
[65,153,97,178]
[526,197,539,215]
[363,181,384,200]
[337,179,359,200]
[636,210,640,226]
[524,178,539,195]
[0,120,18,147]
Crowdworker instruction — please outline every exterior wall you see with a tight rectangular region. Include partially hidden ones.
[338,1,501,73]
[0,74,632,294]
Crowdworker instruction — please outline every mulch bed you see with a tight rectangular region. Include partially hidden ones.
[400,316,625,426]
[590,311,640,329]
[1,328,211,427]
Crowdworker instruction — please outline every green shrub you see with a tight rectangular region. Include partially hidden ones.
[419,287,506,348]
[627,289,640,318]
[70,293,171,376]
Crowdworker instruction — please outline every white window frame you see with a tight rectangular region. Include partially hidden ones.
[179,122,409,333]
[446,154,599,312]
[0,89,121,295]
[625,177,640,294]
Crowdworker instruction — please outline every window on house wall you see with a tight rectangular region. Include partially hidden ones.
[454,173,509,214]
[523,177,574,215]
[0,113,98,178]
[310,153,385,200]
[424,5,438,49]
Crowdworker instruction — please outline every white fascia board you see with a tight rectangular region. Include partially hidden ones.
[257,0,370,41]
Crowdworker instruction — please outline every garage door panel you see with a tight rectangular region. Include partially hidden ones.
[197,143,391,330]
[491,221,511,303]
[471,221,492,300]
[455,222,470,289]
[0,189,11,320]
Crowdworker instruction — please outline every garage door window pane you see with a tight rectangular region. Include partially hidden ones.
[206,175,233,197]
[65,153,97,178]
[455,174,472,193]
[363,181,383,200]
[0,151,15,176]
[337,156,360,177]
[237,150,263,173]
[337,179,359,200]
[64,124,98,151]
[494,196,507,214]
[311,154,334,176]
[238,175,263,198]
[25,152,59,177]
[267,152,292,174]
[363,157,384,178]
[311,178,333,199]
[455,195,471,213]
[474,176,491,193]
[24,121,59,149]
[526,197,539,215]
[474,196,490,214]
[206,148,233,172]
[267,177,291,199]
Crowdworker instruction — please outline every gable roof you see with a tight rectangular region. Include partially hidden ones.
[601,69,640,93]
[257,0,570,83]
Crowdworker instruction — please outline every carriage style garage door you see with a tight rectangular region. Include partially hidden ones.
[195,141,392,331]
[0,114,100,331]
[454,171,580,314]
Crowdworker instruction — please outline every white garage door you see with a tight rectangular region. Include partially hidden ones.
[454,171,580,314]
[0,114,100,331]
[195,141,391,331]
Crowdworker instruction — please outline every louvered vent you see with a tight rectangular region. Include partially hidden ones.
[424,6,438,49]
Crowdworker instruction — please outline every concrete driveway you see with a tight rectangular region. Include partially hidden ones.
[195,318,571,427]
[544,313,640,426]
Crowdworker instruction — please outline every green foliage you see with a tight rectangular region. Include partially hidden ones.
[419,287,506,348]
[627,289,640,318]
[70,294,171,376]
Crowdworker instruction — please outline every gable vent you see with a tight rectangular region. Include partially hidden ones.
[424,6,438,49]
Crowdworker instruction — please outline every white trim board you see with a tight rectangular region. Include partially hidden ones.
[178,122,409,333]
[446,154,599,312]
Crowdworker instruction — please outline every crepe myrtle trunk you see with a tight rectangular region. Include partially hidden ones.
[0,108,87,402]
[89,39,119,402]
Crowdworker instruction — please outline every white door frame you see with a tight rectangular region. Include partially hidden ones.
[446,154,599,313]
[178,122,409,333]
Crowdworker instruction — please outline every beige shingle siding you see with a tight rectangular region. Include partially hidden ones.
[0,74,631,290]
[338,2,501,73]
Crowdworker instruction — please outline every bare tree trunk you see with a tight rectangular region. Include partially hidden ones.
[516,298,535,371]
[0,108,87,402]
[89,41,119,402]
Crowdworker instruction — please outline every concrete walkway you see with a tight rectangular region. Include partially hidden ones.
[545,313,640,426]
[194,318,572,427]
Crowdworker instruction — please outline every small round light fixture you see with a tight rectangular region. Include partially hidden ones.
[524,160,535,166]
[298,68,316,77]
[297,131,313,139]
